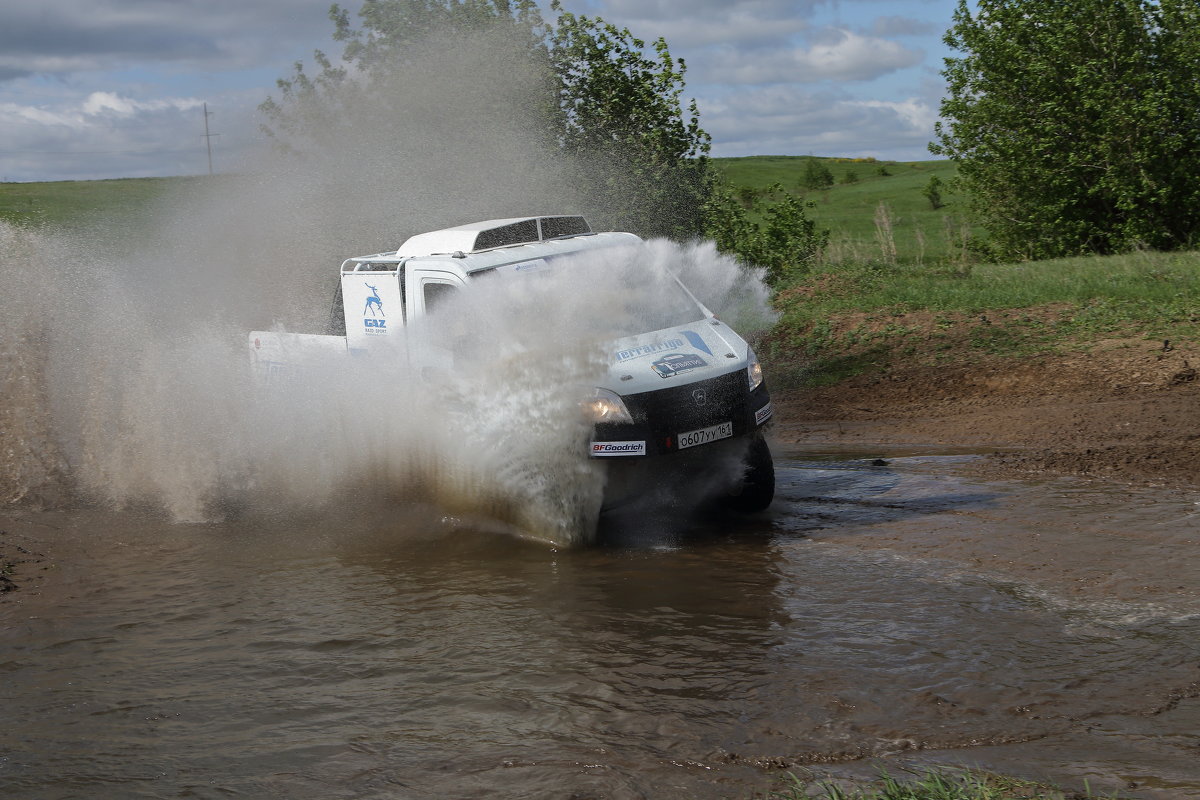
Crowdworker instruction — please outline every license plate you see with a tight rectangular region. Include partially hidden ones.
[677,421,733,450]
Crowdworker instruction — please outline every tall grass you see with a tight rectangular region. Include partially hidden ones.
[764,247,1200,386]
[714,156,977,264]
[778,250,1200,322]
[766,766,1119,800]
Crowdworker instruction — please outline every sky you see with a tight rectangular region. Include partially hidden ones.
[0,0,959,182]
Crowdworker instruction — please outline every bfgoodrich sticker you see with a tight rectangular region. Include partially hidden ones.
[591,440,647,456]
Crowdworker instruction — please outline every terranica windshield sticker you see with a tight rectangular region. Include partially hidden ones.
[615,338,684,362]
[591,441,647,456]
[651,353,708,378]
[755,402,774,426]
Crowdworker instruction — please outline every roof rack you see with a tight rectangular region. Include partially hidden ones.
[395,216,592,258]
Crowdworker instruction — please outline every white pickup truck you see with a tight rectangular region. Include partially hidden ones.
[249,215,774,513]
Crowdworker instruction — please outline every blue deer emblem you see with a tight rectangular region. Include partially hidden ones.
[364,284,384,317]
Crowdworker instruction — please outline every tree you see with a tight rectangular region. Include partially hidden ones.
[931,0,1200,260]
[260,2,549,153]
[549,6,711,238]
[800,157,833,190]
[922,175,944,210]
[260,0,712,240]
[259,0,822,283]
[703,185,828,287]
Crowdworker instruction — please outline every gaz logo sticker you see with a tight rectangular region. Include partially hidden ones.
[363,283,387,335]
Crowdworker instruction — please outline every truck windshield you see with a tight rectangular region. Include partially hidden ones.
[486,245,707,337]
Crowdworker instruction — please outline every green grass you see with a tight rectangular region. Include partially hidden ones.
[714,156,974,264]
[778,250,1200,318]
[9,169,1198,390]
[766,766,1120,800]
[763,248,1200,386]
[0,176,203,229]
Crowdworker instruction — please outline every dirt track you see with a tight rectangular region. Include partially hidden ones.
[773,337,1200,488]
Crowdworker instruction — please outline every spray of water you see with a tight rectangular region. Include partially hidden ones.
[0,25,775,545]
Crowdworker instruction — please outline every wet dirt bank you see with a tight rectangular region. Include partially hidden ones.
[761,341,1200,748]
[773,337,1200,489]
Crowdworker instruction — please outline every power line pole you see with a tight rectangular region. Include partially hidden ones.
[202,102,220,175]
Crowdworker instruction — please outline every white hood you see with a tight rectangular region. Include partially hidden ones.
[603,318,748,395]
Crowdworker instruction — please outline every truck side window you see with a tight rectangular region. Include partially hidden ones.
[424,281,459,314]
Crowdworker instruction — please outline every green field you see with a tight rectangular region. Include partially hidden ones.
[6,167,1197,388]
[0,176,206,229]
[3,159,965,263]
[711,155,1200,385]
[713,155,971,265]
[762,247,1200,385]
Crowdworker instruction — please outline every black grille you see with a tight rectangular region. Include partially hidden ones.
[627,369,747,439]
[591,368,770,456]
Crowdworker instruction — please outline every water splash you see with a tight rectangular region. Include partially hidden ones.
[0,25,775,544]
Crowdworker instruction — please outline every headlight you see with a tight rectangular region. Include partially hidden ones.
[582,388,633,424]
[746,347,764,391]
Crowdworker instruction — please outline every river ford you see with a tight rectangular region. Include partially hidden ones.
[3,447,1199,799]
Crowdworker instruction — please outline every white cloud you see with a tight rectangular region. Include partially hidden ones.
[563,0,822,49]
[597,0,820,21]
[0,0,334,179]
[0,0,956,179]
[605,10,810,49]
[868,15,939,37]
[851,97,937,132]
[0,86,265,181]
[81,92,203,116]
[0,0,336,79]
[2,103,78,129]
[699,85,938,159]
[698,28,922,84]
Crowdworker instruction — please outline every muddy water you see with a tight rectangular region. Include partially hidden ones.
[3,449,1199,799]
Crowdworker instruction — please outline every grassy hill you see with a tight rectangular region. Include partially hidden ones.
[6,168,1197,389]
[714,155,971,264]
[711,156,1199,387]
[0,176,205,229]
[5,163,962,261]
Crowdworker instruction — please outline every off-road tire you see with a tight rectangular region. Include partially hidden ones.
[725,435,774,512]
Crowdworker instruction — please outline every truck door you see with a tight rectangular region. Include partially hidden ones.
[405,268,468,375]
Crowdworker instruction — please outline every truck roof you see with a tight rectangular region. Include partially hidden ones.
[341,216,642,275]
[396,215,593,259]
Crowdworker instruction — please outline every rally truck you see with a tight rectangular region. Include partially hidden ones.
[249,215,774,512]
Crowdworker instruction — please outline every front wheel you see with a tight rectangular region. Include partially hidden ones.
[724,435,774,512]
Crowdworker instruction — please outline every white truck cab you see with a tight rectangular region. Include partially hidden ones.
[250,216,774,513]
